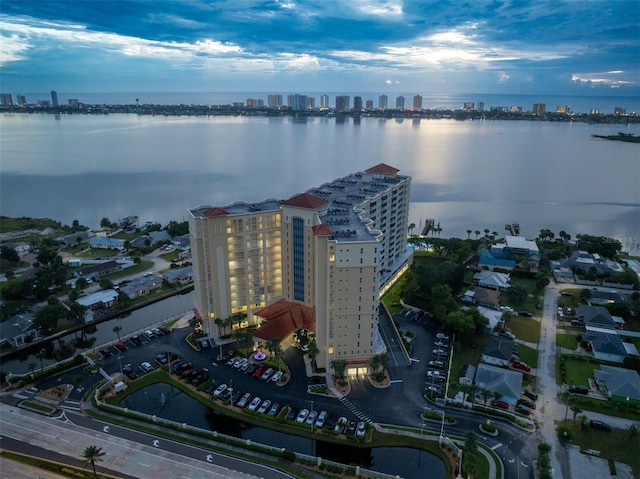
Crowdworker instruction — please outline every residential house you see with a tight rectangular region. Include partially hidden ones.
[594,365,640,406]
[5,241,31,257]
[76,289,119,311]
[577,305,619,331]
[120,276,162,299]
[89,237,126,250]
[562,250,625,276]
[172,234,191,250]
[474,363,523,405]
[589,290,636,315]
[74,260,121,280]
[492,235,540,259]
[0,314,37,347]
[459,364,476,386]
[55,230,93,247]
[473,271,511,290]
[481,337,518,367]
[476,306,504,333]
[162,266,193,284]
[473,287,502,310]
[582,331,628,363]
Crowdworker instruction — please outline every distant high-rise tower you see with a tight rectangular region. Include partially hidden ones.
[396,96,405,109]
[353,96,363,111]
[412,95,423,110]
[477,101,485,112]
[532,103,546,114]
[0,93,13,106]
[335,95,350,112]
[365,100,374,110]
[463,102,474,111]
[306,97,315,109]
[379,95,388,110]
[556,105,572,114]
[613,107,627,116]
[268,94,283,108]
[17,95,26,105]
[321,95,329,109]
[50,90,59,107]
[288,94,308,111]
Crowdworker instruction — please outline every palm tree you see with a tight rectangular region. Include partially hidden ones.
[482,389,492,406]
[408,223,415,236]
[474,230,481,240]
[491,391,503,403]
[330,359,348,380]
[81,445,106,478]
[570,404,583,425]
[28,362,37,378]
[265,338,283,370]
[112,325,122,342]
[466,229,472,240]
[214,317,224,339]
[36,348,46,372]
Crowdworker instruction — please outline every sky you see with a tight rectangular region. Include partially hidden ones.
[1,0,639,97]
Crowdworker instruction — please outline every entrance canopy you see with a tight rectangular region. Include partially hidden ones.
[253,299,316,342]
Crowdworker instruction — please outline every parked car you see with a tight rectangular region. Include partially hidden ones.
[220,388,233,401]
[426,385,442,395]
[345,421,357,435]
[315,411,327,428]
[356,421,367,437]
[230,390,242,405]
[432,349,447,356]
[517,398,536,409]
[512,361,531,372]
[144,330,155,339]
[257,399,271,414]
[237,393,252,408]
[253,365,266,379]
[226,356,240,366]
[491,400,509,410]
[427,370,444,378]
[260,368,274,381]
[213,384,227,397]
[247,397,262,411]
[101,349,112,358]
[523,389,539,401]
[246,363,258,374]
[285,408,297,421]
[115,342,127,351]
[268,403,281,416]
[428,360,445,369]
[436,333,450,341]
[500,305,514,312]
[305,411,318,425]
[296,409,309,423]
[568,384,589,394]
[140,361,154,373]
[517,311,532,317]
[233,358,248,369]
[271,371,283,382]
[499,331,516,340]
[152,327,163,336]
[308,376,326,385]
[154,354,168,365]
[334,417,348,434]
[589,420,611,431]
[240,361,251,372]
[434,341,449,348]
[514,405,531,416]
[130,336,142,346]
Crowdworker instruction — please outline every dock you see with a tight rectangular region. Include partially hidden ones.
[505,222,520,236]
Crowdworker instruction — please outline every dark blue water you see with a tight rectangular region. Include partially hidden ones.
[122,383,446,479]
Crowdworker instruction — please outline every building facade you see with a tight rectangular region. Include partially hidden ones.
[188,164,412,374]
[412,95,423,110]
[395,96,405,110]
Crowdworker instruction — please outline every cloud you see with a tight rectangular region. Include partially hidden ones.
[572,71,636,88]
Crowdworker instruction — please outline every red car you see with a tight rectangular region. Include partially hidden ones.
[512,361,532,372]
[490,400,509,410]
[253,365,266,379]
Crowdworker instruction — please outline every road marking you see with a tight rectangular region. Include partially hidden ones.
[410,358,420,362]
[153,439,160,447]
[206,454,213,463]
[491,443,502,450]
[389,380,403,384]
[103,426,110,433]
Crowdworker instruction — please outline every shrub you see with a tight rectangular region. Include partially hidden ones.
[481,422,496,433]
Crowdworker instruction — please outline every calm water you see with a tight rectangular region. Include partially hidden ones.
[1,113,638,249]
[122,382,445,479]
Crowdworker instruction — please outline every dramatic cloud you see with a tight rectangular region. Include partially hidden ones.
[0,0,638,95]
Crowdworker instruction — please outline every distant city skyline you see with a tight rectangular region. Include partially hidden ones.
[1,1,638,97]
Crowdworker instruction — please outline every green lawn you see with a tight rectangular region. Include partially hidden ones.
[72,247,119,259]
[560,421,640,477]
[448,336,488,397]
[561,355,598,386]
[556,333,578,350]
[516,344,538,368]
[506,316,540,343]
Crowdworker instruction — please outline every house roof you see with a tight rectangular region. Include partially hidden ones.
[312,224,333,236]
[473,287,501,307]
[365,163,399,175]
[583,331,628,357]
[162,266,193,281]
[253,299,316,342]
[576,305,616,328]
[76,260,119,276]
[473,271,511,289]
[281,193,328,210]
[203,207,229,217]
[594,365,640,401]
[482,337,518,361]
[474,363,523,405]
[76,289,119,307]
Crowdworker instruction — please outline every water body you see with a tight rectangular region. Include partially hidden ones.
[1,114,638,248]
[122,383,445,479]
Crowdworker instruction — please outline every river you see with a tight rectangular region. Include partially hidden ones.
[1,113,638,249]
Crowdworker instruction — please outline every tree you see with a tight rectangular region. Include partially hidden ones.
[535,274,550,292]
[506,285,528,305]
[474,230,480,239]
[580,288,592,302]
[265,338,283,371]
[491,391,503,403]
[36,348,46,372]
[123,240,131,252]
[570,404,583,425]
[81,445,106,478]
[466,229,472,240]
[482,389,492,406]
[628,423,640,440]
[28,362,37,377]
[100,217,111,229]
[0,245,20,263]
[330,359,348,379]
[307,340,319,369]
[99,278,114,290]
[369,353,388,381]
[112,325,122,341]
[408,223,415,236]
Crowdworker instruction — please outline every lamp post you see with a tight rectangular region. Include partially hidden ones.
[310,400,314,432]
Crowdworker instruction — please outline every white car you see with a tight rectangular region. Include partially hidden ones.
[257,399,271,414]
[427,370,444,378]
[356,421,367,437]
[144,330,155,339]
[305,410,318,425]
[436,333,450,341]
[247,397,262,411]
[271,371,283,382]
[260,368,274,381]
[434,341,448,348]
[432,349,447,356]
[140,361,154,373]
[315,411,327,428]
[213,384,227,397]
[500,306,514,312]
[296,408,309,423]
[334,417,347,433]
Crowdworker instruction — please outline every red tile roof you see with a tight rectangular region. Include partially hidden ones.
[281,193,328,210]
[203,207,229,217]
[312,224,333,236]
[252,299,316,342]
[365,163,399,175]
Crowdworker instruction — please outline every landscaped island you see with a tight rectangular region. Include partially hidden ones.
[592,132,640,143]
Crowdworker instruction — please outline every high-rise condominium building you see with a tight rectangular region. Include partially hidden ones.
[463,102,474,111]
[0,93,13,106]
[412,95,423,110]
[379,95,388,110]
[353,96,363,111]
[532,103,546,114]
[335,95,350,112]
[268,94,283,108]
[396,96,405,110]
[50,90,59,107]
[17,95,26,105]
[321,95,329,109]
[188,164,412,375]
[306,97,315,109]
[477,102,485,112]
[288,94,308,111]
[365,100,374,110]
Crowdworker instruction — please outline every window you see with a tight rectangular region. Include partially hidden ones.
[292,217,305,301]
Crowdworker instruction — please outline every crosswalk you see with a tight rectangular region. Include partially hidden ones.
[12,386,80,411]
[338,396,373,424]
